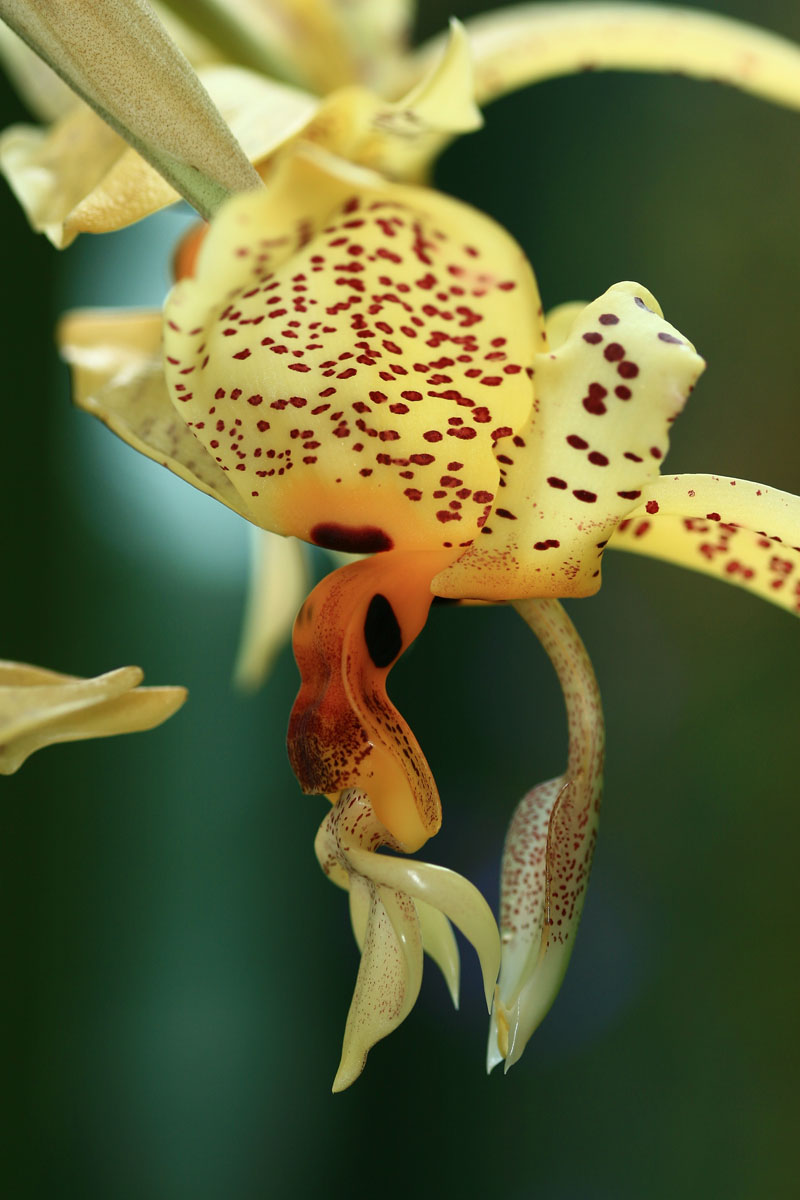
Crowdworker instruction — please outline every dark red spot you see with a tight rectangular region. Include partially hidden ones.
[247,394,263,406]
[583,383,608,415]
[573,489,597,503]
[599,313,619,325]
[311,524,393,553]
[583,332,602,345]
[588,451,609,466]
[706,511,721,521]
[495,508,516,520]
[534,539,561,550]
[547,477,568,489]
[615,385,632,400]
[646,500,660,514]
[617,490,642,500]
[567,435,588,450]
[618,361,639,379]
[604,342,624,362]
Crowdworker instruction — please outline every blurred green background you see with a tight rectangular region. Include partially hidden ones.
[2,1,799,1196]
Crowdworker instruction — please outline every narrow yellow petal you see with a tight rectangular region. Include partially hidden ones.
[59,308,250,519]
[415,898,460,1010]
[164,146,540,552]
[410,3,800,113]
[609,474,800,617]
[434,282,704,600]
[0,661,186,774]
[233,530,308,691]
[488,598,604,1072]
[0,0,262,217]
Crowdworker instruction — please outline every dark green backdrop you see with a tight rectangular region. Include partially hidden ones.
[2,2,799,1197]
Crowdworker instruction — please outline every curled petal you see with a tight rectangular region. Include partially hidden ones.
[0,0,261,218]
[435,282,704,600]
[488,598,604,1072]
[59,308,250,518]
[289,550,452,851]
[233,529,309,691]
[164,146,540,552]
[0,661,186,774]
[609,474,800,616]
[409,3,800,113]
[315,788,501,1090]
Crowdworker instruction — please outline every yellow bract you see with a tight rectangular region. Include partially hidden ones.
[0,660,186,774]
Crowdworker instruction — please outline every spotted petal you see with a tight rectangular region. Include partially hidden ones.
[409,3,800,113]
[0,0,262,218]
[0,661,186,774]
[59,308,250,518]
[164,146,540,554]
[434,282,704,600]
[609,474,800,617]
[316,787,500,1091]
[488,598,604,1072]
[289,550,454,852]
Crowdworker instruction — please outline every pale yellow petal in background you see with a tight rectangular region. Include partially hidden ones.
[408,3,800,113]
[0,22,79,121]
[0,67,318,245]
[0,661,186,774]
[415,898,460,1010]
[488,597,604,1073]
[0,0,261,218]
[435,282,704,600]
[609,474,800,617]
[233,530,309,691]
[544,300,586,352]
[59,308,250,518]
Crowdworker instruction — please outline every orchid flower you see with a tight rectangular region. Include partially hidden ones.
[2,0,800,1089]
[58,143,799,1086]
[6,0,800,690]
[0,660,186,774]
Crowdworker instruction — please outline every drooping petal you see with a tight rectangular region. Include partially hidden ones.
[408,3,800,113]
[164,146,540,553]
[609,474,800,616]
[0,68,317,246]
[289,550,454,852]
[233,529,309,690]
[0,0,262,218]
[315,788,501,1090]
[0,661,186,774]
[415,898,460,1010]
[59,308,250,518]
[488,598,604,1073]
[434,282,704,600]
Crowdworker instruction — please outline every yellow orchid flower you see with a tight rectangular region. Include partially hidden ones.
[3,0,800,1089]
[0,660,186,774]
[57,143,800,1087]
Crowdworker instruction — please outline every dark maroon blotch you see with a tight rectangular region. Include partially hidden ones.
[310,523,394,553]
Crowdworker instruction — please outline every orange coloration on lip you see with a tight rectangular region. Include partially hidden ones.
[172,221,208,280]
[288,548,454,851]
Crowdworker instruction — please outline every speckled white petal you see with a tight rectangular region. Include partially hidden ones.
[435,282,704,600]
[0,661,186,774]
[609,474,800,617]
[409,3,800,113]
[0,0,262,218]
[488,599,604,1073]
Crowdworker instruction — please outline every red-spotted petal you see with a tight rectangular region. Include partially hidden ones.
[163,147,541,557]
[434,282,704,599]
[609,474,800,616]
